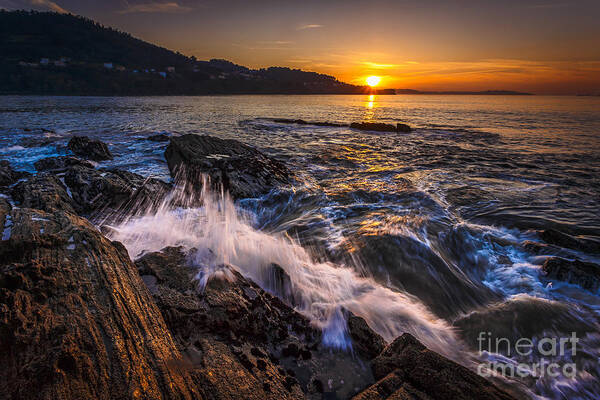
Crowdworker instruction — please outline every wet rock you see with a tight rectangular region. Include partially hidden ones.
[64,166,171,219]
[165,134,291,199]
[347,314,386,360]
[67,136,113,161]
[0,208,203,400]
[350,122,411,133]
[135,247,374,399]
[538,229,600,254]
[396,123,412,133]
[34,156,94,173]
[147,134,171,142]
[0,160,30,188]
[542,257,600,292]
[272,118,347,127]
[11,173,76,213]
[356,333,516,400]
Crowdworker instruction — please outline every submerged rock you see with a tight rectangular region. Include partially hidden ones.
[350,122,412,133]
[355,333,516,400]
[165,134,291,199]
[34,156,94,173]
[0,160,30,187]
[0,209,203,400]
[147,133,171,142]
[67,136,113,161]
[542,256,600,292]
[538,229,600,254]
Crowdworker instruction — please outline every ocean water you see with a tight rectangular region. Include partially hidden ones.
[1,94,600,399]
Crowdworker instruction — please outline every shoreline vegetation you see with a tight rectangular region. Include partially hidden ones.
[0,10,531,97]
[0,133,523,399]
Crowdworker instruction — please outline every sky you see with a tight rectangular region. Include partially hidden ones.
[1,0,600,94]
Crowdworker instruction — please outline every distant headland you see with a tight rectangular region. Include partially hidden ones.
[0,10,532,96]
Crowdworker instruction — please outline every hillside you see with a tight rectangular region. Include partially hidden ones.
[0,10,364,95]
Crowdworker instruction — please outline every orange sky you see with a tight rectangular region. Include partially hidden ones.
[5,0,600,94]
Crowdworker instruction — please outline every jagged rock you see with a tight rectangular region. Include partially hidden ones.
[34,156,94,173]
[347,314,386,360]
[355,333,516,400]
[164,134,291,199]
[0,209,204,400]
[64,166,171,218]
[538,229,600,254]
[135,247,375,399]
[11,173,76,213]
[147,134,171,142]
[67,136,113,161]
[542,257,600,292]
[0,160,30,187]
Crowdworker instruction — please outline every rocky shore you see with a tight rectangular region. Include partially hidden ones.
[0,134,526,399]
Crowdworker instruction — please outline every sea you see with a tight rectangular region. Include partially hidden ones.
[1,94,600,399]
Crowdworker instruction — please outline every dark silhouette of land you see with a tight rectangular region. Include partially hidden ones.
[0,10,532,96]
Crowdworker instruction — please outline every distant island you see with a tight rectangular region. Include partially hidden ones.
[0,10,532,96]
[395,89,532,95]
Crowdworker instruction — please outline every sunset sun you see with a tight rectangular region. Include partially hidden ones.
[366,76,381,87]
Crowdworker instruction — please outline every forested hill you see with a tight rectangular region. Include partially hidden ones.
[0,10,364,95]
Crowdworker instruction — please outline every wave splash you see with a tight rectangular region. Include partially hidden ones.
[108,176,462,358]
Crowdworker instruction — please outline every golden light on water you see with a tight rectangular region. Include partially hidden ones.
[366,76,381,87]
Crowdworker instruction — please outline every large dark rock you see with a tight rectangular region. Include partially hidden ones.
[34,156,94,173]
[11,173,77,214]
[0,209,203,400]
[0,160,30,188]
[135,247,375,399]
[542,256,600,292]
[350,122,412,133]
[64,166,171,219]
[354,333,516,400]
[164,134,291,199]
[67,136,113,161]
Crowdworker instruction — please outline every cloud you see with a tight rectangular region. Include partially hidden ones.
[297,24,323,30]
[118,1,192,14]
[0,0,68,13]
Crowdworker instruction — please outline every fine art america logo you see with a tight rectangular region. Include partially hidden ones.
[476,332,578,379]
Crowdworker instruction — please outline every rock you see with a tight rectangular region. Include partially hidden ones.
[0,160,30,188]
[356,333,516,400]
[347,314,386,360]
[64,166,171,219]
[396,123,412,133]
[538,229,600,254]
[135,247,375,399]
[272,119,346,128]
[11,173,77,214]
[542,257,600,292]
[147,134,171,142]
[34,156,94,173]
[0,208,203,400]
[164,134,291,199]
[67,136,113,161]
[350,122,412,133]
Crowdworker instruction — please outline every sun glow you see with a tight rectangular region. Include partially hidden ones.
[366,76,381,87]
